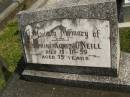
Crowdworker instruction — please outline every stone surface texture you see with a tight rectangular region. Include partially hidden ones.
[1,52,130,97]
[23,19,111,67]
[22,52,130,91]
[18,0,120,76]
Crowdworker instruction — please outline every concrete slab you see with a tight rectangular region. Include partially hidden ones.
[1,53,130,97]
[21,52,130,92]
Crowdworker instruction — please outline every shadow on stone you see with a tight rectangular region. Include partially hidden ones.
[15,56,25,75]
[117,0,124,22]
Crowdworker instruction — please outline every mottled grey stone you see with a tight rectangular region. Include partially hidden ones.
[18,0,120,76]
[21,52,130,92]
[1,52,130,97]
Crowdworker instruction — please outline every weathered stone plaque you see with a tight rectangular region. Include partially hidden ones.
[18,0,120,76]
[24,19,110,67]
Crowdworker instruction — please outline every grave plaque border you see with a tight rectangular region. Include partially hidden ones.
[18,1,120,76]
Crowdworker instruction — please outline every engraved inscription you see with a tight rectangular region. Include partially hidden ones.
[23,19,111,67]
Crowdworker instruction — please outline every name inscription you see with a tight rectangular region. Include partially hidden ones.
[23,19,111,67]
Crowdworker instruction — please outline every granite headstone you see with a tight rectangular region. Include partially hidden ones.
[18,0,120,76]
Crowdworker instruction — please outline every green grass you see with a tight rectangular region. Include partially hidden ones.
[0,19,22,72]
[0,19,22,89]
[119,28,130,53]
